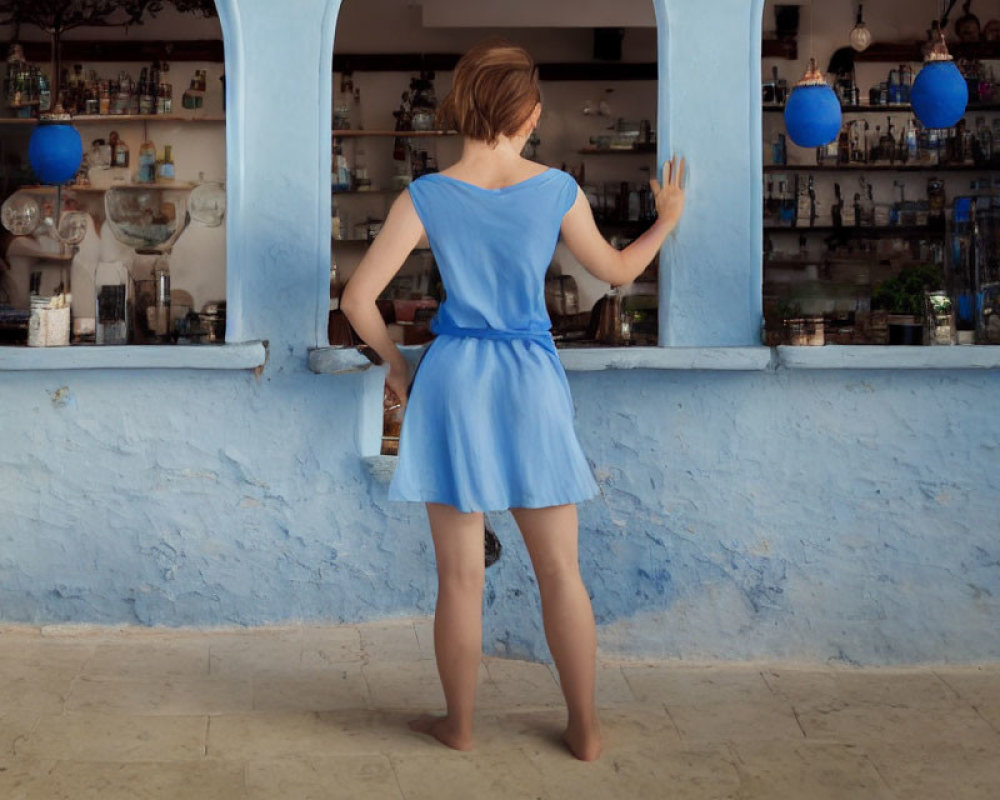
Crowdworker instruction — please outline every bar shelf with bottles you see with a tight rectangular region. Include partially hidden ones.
[2,47,219,120]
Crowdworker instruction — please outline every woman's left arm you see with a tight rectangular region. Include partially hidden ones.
[340,189,426,409]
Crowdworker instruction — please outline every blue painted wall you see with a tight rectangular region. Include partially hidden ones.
[1,0,998,665]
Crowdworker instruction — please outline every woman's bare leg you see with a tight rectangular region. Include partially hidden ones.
[510,504,601,761]
[408,502,485,751]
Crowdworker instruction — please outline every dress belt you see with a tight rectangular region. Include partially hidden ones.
[430,317,556,353]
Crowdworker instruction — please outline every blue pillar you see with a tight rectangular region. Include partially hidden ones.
[216,0,336,362]
[656,0,765,346]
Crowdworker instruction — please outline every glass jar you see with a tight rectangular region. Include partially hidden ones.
[95,260,131,345]
[409,73,437,131]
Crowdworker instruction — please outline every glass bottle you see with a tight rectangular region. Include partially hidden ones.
[353,141,370,191]
[975,116,992,165]
[158,61,172,114]
[137,137,156,183]
[95,260,131,345]
[157,144,175,182]
[110,131,129,169]
[98,81,110,115]
[353,85,363,130]
[114,71,131,115]
[147,62,160,115]
[149,255,171,340]
[332,138,351,191]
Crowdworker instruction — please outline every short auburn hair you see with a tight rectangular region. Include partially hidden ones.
[436,37,541,147]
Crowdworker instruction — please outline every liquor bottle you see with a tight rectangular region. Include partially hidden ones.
[772,132,786,166]
[109,130,130,168]
[975,117,992,165]
[837,125,850,165]
[147,62,160,114]
[157,144,175,182]
[904,118,918,163]
[331,138,351,191]
[353,85,363,130]
[38,70,51,113]
[157,61,172,114]
[353,141,370,191]
[114,71,131,115]
[872,124,885,163]
[881,117,896,164]
[138,67,153,115]
[137,138,156,183]
[98,81,110,115]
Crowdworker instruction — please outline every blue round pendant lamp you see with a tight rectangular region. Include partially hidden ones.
[784,59,843,148]
[28,117,83,185]
[911,31,968,129]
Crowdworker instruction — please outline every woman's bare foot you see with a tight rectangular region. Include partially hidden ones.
[407,714,474,752]
[563,720,602,761]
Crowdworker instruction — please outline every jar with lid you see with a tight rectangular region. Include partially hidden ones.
[409,71,437,131]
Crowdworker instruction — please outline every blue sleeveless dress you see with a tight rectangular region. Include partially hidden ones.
[387,167,600,513]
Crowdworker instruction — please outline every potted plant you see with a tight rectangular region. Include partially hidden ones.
[871,263,944,345]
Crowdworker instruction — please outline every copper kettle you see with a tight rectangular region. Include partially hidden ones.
[596,287,627,345]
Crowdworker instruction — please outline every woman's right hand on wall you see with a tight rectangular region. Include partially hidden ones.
[649,156,686,236]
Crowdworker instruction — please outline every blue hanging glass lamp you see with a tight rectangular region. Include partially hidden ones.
[783,58,843,148]
[28,113,83,185]
[910,29,969,130]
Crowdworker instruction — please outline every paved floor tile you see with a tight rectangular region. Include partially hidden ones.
[252,665,370,711]
[863,739,1000,800]
[793,699,998,745]
[0,756,246,800]
[300,625,364,667]
[390,748,547,800]
[0,712,39,757]
[730,740,897,800]
[246,754,403,800]
[65,675,253,715]
[668,699,804,742]
[209,630,304,677]
[622,663,775,707]
[479,656,562,709]
[83,639,209,680]
[363,658,489,710]
[764,666,960,709]
[523,739,742,800]
[0,675,72,716]
[359,619,422,662]
[16,713,208,762]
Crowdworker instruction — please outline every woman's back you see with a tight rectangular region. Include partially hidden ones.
[408,166,579,333]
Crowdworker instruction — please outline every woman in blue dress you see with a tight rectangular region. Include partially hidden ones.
[342,38,686,761]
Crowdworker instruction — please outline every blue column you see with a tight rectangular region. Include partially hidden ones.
[656,0,765,346]
[217,0,336,362]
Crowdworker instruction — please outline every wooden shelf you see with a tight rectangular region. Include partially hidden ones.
[764,103,1000,114]
[16,182,197,193]
[853,40,1000,63]
[332,52,656,80]
[333,188,405,195]
[0,115,225,125]
[332,129,458,137]
[578,146,655,155]
[764,163,999,173]
[17,39,224,63]
[765,225,945,238]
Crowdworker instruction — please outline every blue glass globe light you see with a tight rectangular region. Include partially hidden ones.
[783,59,843,148]
[911,32,968,130]
[28,120,83,185]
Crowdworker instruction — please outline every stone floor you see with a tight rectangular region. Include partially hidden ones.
[0,619,998,799]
